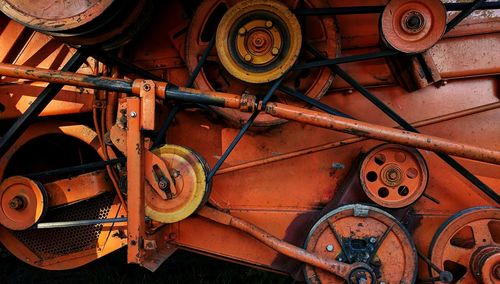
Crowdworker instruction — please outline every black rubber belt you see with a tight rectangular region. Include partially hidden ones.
[0,51,88,158]
[304,43,499,204]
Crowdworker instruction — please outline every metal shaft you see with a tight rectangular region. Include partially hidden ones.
[1,62,499,165]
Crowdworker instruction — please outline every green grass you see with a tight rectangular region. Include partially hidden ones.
[1,248,294,284]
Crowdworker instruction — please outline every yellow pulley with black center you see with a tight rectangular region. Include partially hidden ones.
[145,145,211,223]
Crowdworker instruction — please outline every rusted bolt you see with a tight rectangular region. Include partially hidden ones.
[143,84,151,92]
[253,37,265,48]
[9,196,24,210]
[158,178,170,190]
[403,11,425,33]
[265,20,273,28]
[244,54,253,62]
[238,27,247,35]
[130,111,137,118]
[271,47,279,55]
[326,244,334,252]
[389,171,398,180]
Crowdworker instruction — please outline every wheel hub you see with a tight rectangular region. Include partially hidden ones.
[145,144,211,223]
[359,144,428,208]
[303,204,417,284]
[0,176,48,230]
[380,0,446,53]
[471,246,500,283]
[216,0,302,84]
[430,207,500,283]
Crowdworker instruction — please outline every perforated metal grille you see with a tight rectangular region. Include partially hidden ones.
[13,193,115,261]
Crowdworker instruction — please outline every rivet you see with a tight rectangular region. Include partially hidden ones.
[265,21,273,28]
[326,244,334,252]
[244,54,253,62]
[238,27,247,35]
[130,111,137,118]
[271,47,279,55]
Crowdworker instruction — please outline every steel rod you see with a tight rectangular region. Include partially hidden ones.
[198,206,364,280]
[0,61,133,94]
[264,102,500,165]
[216,101,500,175]
[1,63,499,166]
[35,218,128,229]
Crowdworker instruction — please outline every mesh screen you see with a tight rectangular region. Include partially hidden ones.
[13,193,115,261]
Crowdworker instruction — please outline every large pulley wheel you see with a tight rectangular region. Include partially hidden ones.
[304,204,418,284]
[0,176,48,231]
[380,0,446,53]
[429,207,500,283]
[185,0,338,127]
[359,144,428,209]
[145,145,211,223]
[216,0,302,84]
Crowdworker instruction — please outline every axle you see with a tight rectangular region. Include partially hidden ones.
[1,62,500,166]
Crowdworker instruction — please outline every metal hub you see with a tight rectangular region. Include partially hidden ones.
[402,10,425,33]
[145,144,211,223]
[471,246,500,283]
[303,204,417,284]
[359,144,429,208]
[430,207,500,283]
[380,0,447,53]
[216,0,302,84]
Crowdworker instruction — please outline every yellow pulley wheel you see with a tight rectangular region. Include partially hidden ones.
[145,145,211,223]
[216,0,302,84]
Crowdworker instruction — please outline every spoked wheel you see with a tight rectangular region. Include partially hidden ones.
[304,204,418,283]
[430,207,500,283]
[185,0,338,127]
[359,144,429,209]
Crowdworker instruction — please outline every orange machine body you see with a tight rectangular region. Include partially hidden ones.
[0,0,498,283]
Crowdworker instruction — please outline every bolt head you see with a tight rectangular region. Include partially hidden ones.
[130,111,137,118]
[369,237,377,244]
[8,197,24,210]
[244,54,253,62]
[265,20,273,28]
[238,27,247,35]
[271,47,279,55]
[326,244,334,252]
